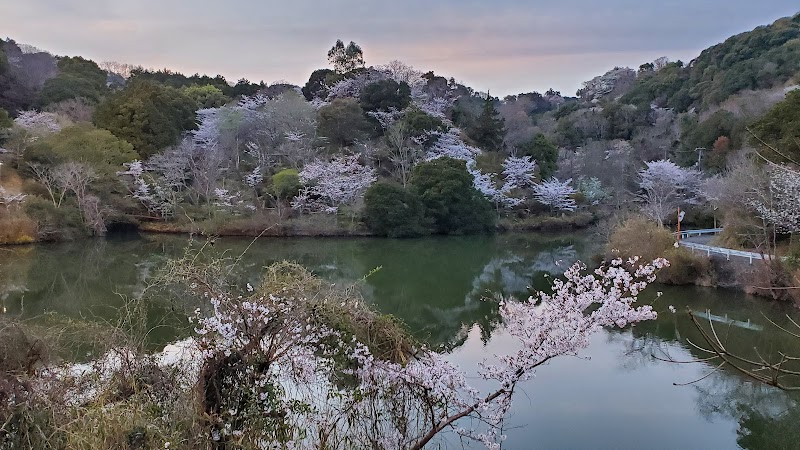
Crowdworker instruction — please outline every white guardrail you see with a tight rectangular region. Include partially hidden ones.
[677,228,724,239]
[679,241,774,264]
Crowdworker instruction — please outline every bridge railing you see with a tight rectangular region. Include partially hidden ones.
[679,241,774,264]
[676,228,724,239]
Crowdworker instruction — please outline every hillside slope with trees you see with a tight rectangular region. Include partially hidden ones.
[0,14,798,276]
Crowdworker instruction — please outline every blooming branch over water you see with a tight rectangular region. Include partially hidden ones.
[181,256,669,448]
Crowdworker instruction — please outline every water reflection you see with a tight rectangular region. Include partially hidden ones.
[1,233,799,448]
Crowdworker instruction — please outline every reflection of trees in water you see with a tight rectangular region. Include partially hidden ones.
[0,247,33,310]
[529,245,578,276]
[620,306,800,450]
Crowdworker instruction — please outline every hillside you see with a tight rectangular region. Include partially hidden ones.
[0,13,798,254]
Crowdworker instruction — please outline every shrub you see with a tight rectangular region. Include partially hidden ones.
[271,168,302,201]
[410,157,495,235]
[607,217,675,263]
[0,206,38,244]
[607,216,708,284]
[363,182,426,237]
[23,196,86,241]
[659,247,711,285]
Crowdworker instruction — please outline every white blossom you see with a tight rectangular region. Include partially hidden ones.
[292,155,376,214]
[532,178,577,211]
[637,160,701,226]
[14,110,61,133]
[182,256,667,449]
[751,164,800,233]
[502,156,537,190]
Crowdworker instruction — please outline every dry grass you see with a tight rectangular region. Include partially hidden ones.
[608,216,711,285]
[0,213,38,245]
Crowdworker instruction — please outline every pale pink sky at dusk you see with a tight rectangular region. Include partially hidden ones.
[1,1,797,96]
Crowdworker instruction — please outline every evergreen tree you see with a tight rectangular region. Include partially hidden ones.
[467,93,505,151]
[517,133,558,179]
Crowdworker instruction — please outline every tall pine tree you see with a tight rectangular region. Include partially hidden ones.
[468,93,505,151]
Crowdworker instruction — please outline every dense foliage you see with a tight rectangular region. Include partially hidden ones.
[363,182,426,237]
[750,89,800,164]
[623,13,800,111]
[411,157,495,235]
[93,80,196,158]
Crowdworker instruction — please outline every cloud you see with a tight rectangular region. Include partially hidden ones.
[0,1,797,95]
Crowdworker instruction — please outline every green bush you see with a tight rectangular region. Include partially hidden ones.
[271,169,302,201]
[363,182,426,237]
[316,98,372,148]
[24,196,86,241]
[410,157,495,235]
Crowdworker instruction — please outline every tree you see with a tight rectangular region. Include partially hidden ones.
[181,85,229,109]
[37,56,107,107]
[410,157,494,234]
[13,110,62,133]
[467,94,505,151]
[517,133,558,178]
[502,155,537,190]
[750,89,800,164]
[359,79,411,112]
[0,109,11,130]
[27,124,137,172]
[93,80,196,159]
[577,177,607,205]
[270,168,301,217]
[291,155,376,214]
[363,182,426,237]
[750,165,800,234]
[637,159,701,227]
[327,40,365,73]
[302,68,338,101]
[384,121,422,187]
[532,178,577,212]
[172,254,666,448]
[316,98,372,148]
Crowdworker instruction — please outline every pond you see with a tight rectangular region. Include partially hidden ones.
[1,232,798,449]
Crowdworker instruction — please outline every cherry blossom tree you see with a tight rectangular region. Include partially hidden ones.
[637,160,701,227]
[13,110,62,133]
[533,178,577,212]
[326,70,386,101]
[291,155,376,214]
[502,155,537,190]
[178,254,668,449]
[751,164,800,234]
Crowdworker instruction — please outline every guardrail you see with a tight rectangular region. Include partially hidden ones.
[677,228,724,239]
[692,310,763,331]
[679,241,774,264]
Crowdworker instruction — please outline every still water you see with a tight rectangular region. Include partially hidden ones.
[1,232,798,449]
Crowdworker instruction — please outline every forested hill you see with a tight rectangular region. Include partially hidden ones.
[623,13,800,112]
[0,13,798,246]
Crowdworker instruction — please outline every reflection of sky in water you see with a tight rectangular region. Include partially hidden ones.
[449,326,745,449]
[2,234,800,447]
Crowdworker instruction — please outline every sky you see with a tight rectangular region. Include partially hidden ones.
[1,1,798,96]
